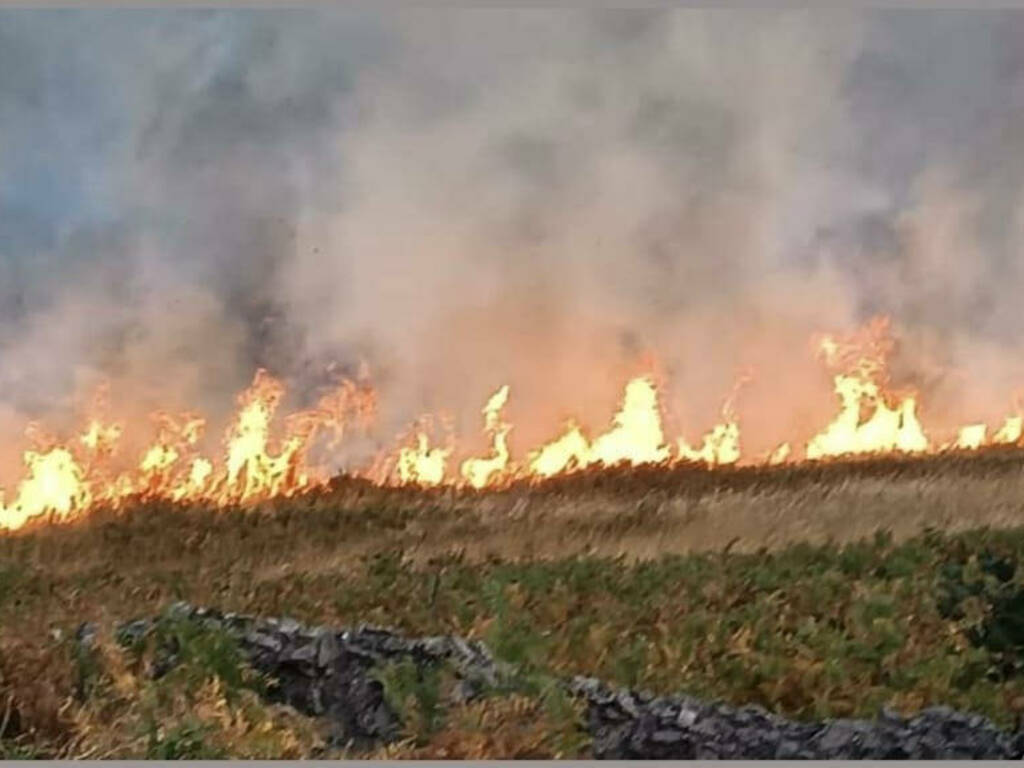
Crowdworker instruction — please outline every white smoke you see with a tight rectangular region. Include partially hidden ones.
[1,9,1023,468]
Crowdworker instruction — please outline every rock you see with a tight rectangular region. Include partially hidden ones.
[575,677,1024,759]
[816,720,859,753]
[316,631,341,668]
[247,630,284,654]
[614,690,641,718]
[277,617,301,635]
[282,641,319,675]
[676,707,698,728]
[651,728,685,744]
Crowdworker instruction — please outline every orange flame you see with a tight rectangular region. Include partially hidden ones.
[4,314,1024,531]
[460,385,511,489]
[0,369,375,530]
[397,433,451,486]
[527,376,671,478]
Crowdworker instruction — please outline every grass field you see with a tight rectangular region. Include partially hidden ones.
[4,448,1024,757]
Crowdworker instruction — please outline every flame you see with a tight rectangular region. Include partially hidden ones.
[460,385,511,489]
[180,458,214,502]
[397,433,450,486]
[806,375,929,460]
[526,422,591,478]
[1,448,91,530]
[526,376,671,478]
[804,321,930,460]
[678,379,744,467]
[220,370,303,501]
[80,420,122,456]
[994,415,1023,445]
[678,422,741,466]
[6,314,1024,531]
[588,377,671,468]
[0,369,374,530]
[766,442,791,465]
[955,423,986,451]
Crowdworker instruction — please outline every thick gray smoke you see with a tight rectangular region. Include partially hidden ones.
[1,9,1024,473]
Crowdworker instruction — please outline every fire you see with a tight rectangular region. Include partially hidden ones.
[221,371,303,501]
[4,314,1024,532]
[460,385,511,489]
[526,422,591,479]
[766,443,791,465]
[180,458,214,502]
[81,420,122,455]
[805,321,930,460]
[1,447,91,530]
[947,414,1022,451]
[678,421,741,466]
[678,380,744,467]
[805,375,929,459]
[588,377,671,468]
[994,416,1023,445]
[526,376,671,477]
[396,433,450,486]
[955,424,986,451]
[0,369,375,530]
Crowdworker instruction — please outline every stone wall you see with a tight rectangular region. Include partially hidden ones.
[75,603,1024,759]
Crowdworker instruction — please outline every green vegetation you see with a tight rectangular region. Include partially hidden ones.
[375,657,448,744]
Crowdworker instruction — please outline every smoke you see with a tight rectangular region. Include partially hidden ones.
[2,9,1024,468]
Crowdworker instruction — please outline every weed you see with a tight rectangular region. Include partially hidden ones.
[141,611,260,701]
[374,657,447,744]
[145,720,225,759]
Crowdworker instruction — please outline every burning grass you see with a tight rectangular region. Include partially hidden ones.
[7,315,1024,536]
[4,451,1024,756]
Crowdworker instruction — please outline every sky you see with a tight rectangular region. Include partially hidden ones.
[2,9,1024,463]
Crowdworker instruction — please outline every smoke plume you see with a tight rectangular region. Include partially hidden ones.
[2,9,1024,471]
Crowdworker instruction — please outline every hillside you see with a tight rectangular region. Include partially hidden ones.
[4,450,1024,756]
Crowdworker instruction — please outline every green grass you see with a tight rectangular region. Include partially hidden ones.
[321,527,1024,727]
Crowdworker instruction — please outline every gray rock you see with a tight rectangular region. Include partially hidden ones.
[614,690,641,718]
[676,707,698,728]
[651,728,684,744]
[316,631,341,668]
[247,630,284,654]
[277,617,301,635]
[816,720,859,752]
[284,641,318,667]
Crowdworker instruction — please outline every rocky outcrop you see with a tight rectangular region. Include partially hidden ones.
[76,603,1024,759]
[569,676,1024,759]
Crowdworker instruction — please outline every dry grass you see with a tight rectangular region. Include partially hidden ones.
[369,694,589,759]
[6,447,1024,583]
